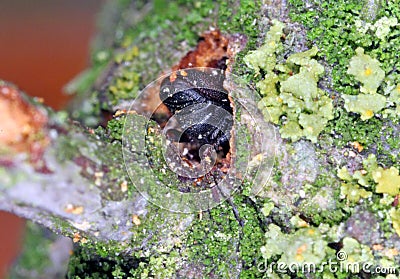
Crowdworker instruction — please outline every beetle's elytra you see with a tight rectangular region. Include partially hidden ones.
[159,69,233,160]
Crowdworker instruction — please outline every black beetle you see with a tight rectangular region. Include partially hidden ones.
[159,69,233,158]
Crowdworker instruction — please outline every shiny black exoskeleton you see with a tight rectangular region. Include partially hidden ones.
[159,69,233,158]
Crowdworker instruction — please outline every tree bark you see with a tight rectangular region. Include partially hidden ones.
[1,0,400,278]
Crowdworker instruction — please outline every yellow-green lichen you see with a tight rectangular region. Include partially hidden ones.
[337,154,382,204]
[372,166,400,196]
[347,47,385,94]
[336,153,400,240]
[340,182,372,203]
[337,153,400,242]
[261,224,329,265]
[343,47,390,120]
[340,237,374,264]
[108,46,141,102]
[245,21,334,143]
[243,19,284,74]
[338,166,373,203]
[261,200,275,217]
[114,46,139,64]
[374,16,398,40]
[337,166,354,181]
[355,16,398,40]
[342,93,387,120]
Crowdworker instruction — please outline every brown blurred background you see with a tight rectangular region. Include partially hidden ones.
[0,0,103,277]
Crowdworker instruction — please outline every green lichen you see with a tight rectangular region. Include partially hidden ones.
[341,47,390,120]
[98,0,264,109]
[73,0,218,111]
[326,110,400,170]
[372,166,400,196]
[342,93,387,120]
[184,194,267,278]
[261,224,331,265]
[128,253,179,279]
[68,202,190,278]
[245,22,334,143]
[289,0,400,96]
[347,47,385,94]
[291,0,400,167]
[185,204,241,277]
[288,0,400,156]
[340,237,374,264]
[106,117,125,141]
[336,154,400,242]
[77,110,267,278]
[261,200,275,217]
[106,46,141,102]
[297,174,348,226]
[340,182,372,203]
[67,245,137,279]
[337,154,377,204]
[116,1,213,49]
[243,19,284,74]
[344,168,374,188]
[260,222,396,278]
[355,16,398,41]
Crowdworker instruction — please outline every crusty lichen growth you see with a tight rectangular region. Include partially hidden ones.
[372,166,400,196]
[288,0,400,161]
[244,22,334,143]
[342,93,387,121]
[340,154,400,197]
[337,154,400,240]
[340,237,374,266]
[347,47,385,94]
[243,20,284,75]
[342,47,389,120]
[260,222,383,277]
[337,156,375,204]
[355,16,398,41]
[261,224,330,265]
